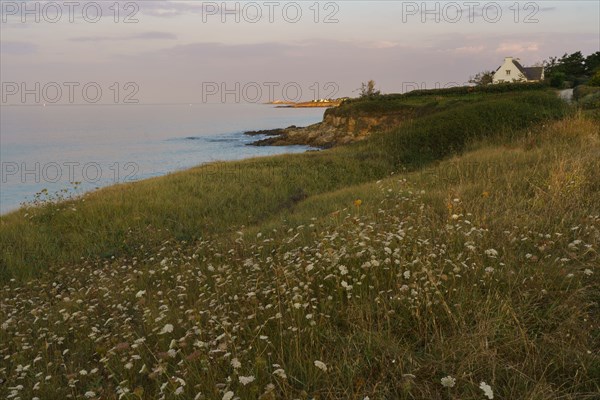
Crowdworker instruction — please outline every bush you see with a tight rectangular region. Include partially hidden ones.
[579,92,600,110]
[549,72,568,88]
[574,85,600,101]
[588,70,600,87]
[329,83,552,118]
[373,91,568,167]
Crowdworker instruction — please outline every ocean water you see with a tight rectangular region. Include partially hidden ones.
[0,104,324,214]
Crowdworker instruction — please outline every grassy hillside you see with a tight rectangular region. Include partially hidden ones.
[0,90,566,280]
[1,89,599,399]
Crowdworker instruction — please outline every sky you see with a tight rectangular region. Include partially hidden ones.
[1,0,599,104]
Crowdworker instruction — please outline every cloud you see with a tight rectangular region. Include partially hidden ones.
[370,41,400,49]
[452,45,486,54]
[0,41,38,55]
[137,1,230,18]
[495,42,540,54]
[70,31,177,42]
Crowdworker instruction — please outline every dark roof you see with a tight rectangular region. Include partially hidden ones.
[523,67,544,81]
[512,60,528,75]
[495,59,544,81]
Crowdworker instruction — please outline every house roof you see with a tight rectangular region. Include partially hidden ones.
[495,59,544,81]
[523,67,544,81]
[512,59,528,75]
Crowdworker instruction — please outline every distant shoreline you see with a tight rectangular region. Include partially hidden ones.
[266,100,343,108]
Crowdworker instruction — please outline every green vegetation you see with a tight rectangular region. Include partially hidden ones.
[468,70,495,86]
[544,51,600,88]
[1,89,565,280]
[357,79,381,98]
[330,82,548,117]
[1,87,598,400]
[574,85,600,110]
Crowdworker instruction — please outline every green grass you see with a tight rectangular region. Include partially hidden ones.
[1,89,598,400]
[0,90,567,280]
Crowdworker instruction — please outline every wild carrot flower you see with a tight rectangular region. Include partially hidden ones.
[222,391,234,400]
[239,376,255,385]
[160,324,174,334]
[485,249,499,258]
[440,375,456,387]
[273,369,287,379]
[479,381,494,399]
[231,358,241,369]
[314,360,328,372]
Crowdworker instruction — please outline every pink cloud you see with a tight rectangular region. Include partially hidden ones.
[496,42,540,54]
[453,45,486,54]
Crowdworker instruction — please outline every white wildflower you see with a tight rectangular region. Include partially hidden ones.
[160,324,174,334]
[222,391,234,400]
[479,381,494,399]
[440,375,456,388]
[231,358,241,369]
[135,290,146,298]
[314,360,328,372]
[239,375,255,385]
[273,368,287,379]
[485,249,498,257]
[84,391,96,398]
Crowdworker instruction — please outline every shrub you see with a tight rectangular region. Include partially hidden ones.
[579,92,600,110]
[372,91,568,167]
[587,70,600,87]
[574,85,600,101]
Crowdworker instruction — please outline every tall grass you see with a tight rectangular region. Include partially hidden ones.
[0,112,598,399]
[0,90,567,280]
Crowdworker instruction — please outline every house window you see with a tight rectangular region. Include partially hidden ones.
[506,70,511,75]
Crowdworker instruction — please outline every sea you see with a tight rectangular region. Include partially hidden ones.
[0,104,325,214]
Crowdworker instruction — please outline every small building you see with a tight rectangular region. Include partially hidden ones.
[493,57,544,84]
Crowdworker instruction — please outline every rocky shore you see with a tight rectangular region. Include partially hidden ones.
[245,110,415,148]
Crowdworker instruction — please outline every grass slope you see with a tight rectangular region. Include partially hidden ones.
[0,111,600,399]
[1,90,567,280]
[1,89,598,400]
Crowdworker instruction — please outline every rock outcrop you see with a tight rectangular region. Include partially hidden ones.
[246,108,416,148]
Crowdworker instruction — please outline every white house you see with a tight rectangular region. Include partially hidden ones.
[493,57,545,84]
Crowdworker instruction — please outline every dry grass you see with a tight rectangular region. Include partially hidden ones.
[1,112,598,399]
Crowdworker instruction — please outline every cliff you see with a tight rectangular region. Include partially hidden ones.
[247,103,425,148]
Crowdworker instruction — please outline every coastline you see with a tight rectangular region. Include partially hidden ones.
[0,103,325,215]
[0,139,317,217]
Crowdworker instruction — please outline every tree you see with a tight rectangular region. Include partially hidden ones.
[584,51,600,75]
[468,70,494,86]
[550,72,567,88]
[544,51,586,86]
[588,70,600,87]
[358,80,381,98]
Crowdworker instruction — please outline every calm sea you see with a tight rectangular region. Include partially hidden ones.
[0,104,324,214]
